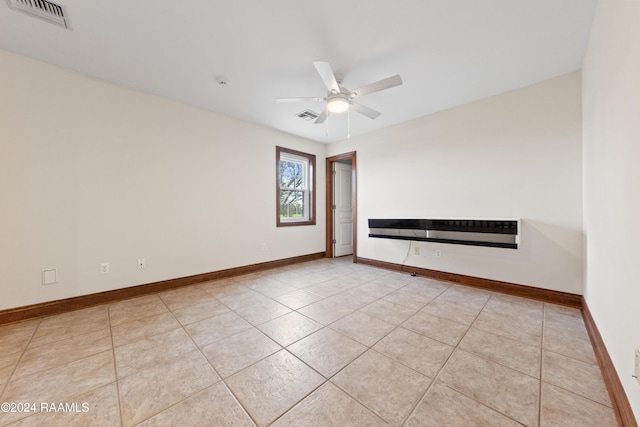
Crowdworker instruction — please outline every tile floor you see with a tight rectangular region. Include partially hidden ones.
[0,258,618,426]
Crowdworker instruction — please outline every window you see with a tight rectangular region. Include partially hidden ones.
[276,146,316,226]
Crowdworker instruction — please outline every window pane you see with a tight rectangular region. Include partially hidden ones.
[280,190,305,218]
[279,160,304,190]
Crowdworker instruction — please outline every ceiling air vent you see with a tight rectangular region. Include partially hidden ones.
[297,110,319,121]
[7,0,69,29]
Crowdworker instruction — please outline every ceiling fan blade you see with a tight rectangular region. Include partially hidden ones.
[351,75,403,98]
[276,97,324,103]
[314,107,329,124]
[350,102,381,120]
[313,61,340,93]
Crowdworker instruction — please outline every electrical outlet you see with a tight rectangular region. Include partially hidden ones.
[435,250,442,258]
[100,262,110,274]
[261,243,267,252]
[137,258,145,270]
[635,350,640,385]
[414,246,420,255]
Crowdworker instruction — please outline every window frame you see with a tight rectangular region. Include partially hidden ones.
[276,146,316,227]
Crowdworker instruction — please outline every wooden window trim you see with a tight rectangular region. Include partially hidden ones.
[276,146,316,227]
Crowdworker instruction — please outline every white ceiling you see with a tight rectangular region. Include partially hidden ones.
[1,0,597,143]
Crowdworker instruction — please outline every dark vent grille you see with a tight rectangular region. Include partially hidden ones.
[297,110,319,121]
[8,0,69,29]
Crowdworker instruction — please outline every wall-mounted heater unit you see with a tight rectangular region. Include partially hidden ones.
[368,218,520,249]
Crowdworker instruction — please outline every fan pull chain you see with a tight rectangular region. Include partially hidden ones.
[347,105,351,139]
[326,112,329,136]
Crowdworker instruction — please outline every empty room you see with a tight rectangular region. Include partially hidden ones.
[1,0,638,426]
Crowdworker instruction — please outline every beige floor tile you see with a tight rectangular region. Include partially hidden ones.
[118,349,219,427]
[243,278,298,298]
[486,293,543,316]
[351,282,394,299]
[185,311,252,347]
[0,320,39,355]
[382,288,433,310]
[272,382,387,427]
[332,350,431,425]
[421,298,483,325]
[403,278,450,299]
[298,299,354,325]
[110,312,181,347]
[303,281,350,298]
[171,298,231,325]
[329,311,395,347]
[543,303,584,328]
[274,290,325,310]
[114,327,197,378]
[325,288,379,310]
[347,268,388,282]
[373,327,453,378]
[438,350,539,426]
[369,273,414,290]
[459,327,541,377]
[280,273,328,289]
[543,324,597,364]
[0,351,115,425]
[108,295,169,327]
[405,381,521,427]
[361,299,417,325]
[226,350,324,426]
[216,289,273,310]
[13,328,112,379]
[30,306,110,347]
[6,382,121,427]
[137,382,254,427]
[402,310,469,346]
[0,351,23,387]
[542,304,594,364]
[544,304,589,340]
[257,312,323,347]
[158,286,215,311]
[199,281,249,299]
[202,327,281,378]
[540,382,617,427]
[287,328,367,378]
[473,309,542,347]
[234,299,292,325]
[322,274,369,289]
[541,350,611,406]
[439,285,492,305]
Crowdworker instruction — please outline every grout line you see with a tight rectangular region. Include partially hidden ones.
[107,306,125,427]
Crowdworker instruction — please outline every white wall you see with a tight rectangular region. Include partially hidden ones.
[582,0,640,419]
[0,49,326,311]
[328,72,584,294]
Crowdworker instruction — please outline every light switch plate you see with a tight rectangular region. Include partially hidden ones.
[635,350,640,385]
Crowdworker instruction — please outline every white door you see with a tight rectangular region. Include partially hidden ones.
[333,161,353,257]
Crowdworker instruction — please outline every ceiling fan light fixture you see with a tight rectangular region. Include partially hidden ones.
[327,96,349,114]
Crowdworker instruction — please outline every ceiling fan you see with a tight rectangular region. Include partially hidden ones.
[276,61,403,124]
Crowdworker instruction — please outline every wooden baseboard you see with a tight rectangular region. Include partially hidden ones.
[0,252,325,326]
[356,257,582,307]
[581,298,638,427]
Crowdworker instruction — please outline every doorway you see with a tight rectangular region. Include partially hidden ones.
[325,152,357,261]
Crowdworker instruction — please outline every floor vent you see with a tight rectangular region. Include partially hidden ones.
[7,0,69,29]
[297,110,319,121]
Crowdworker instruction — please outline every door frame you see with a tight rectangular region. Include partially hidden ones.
[325,151,357,261]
